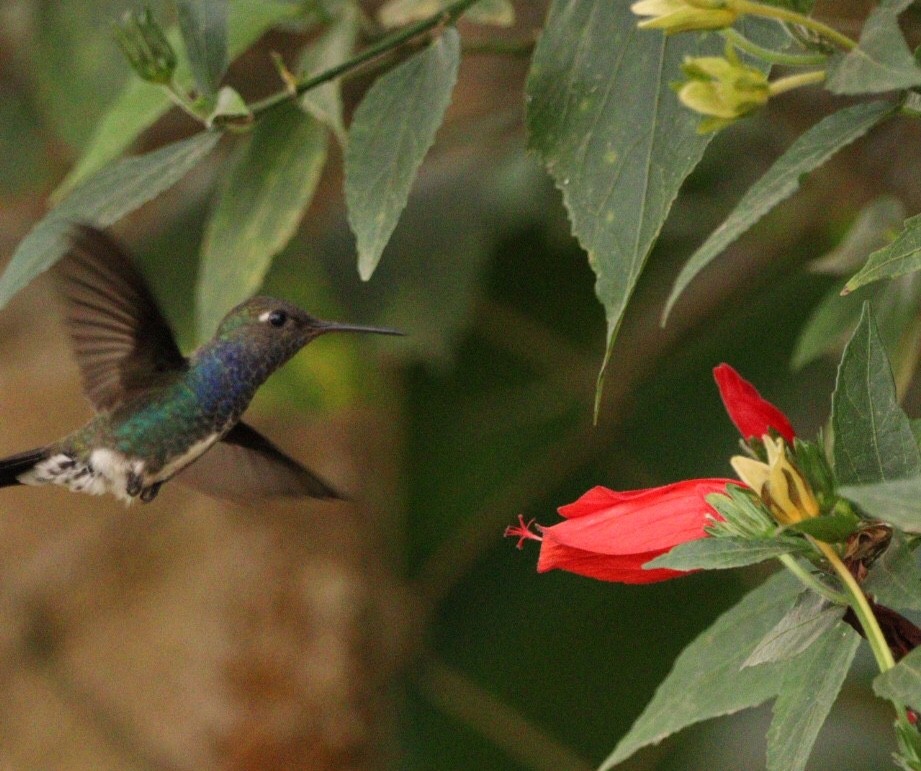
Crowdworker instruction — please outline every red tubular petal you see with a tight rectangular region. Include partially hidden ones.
[537,538,686,583]
[713,363,796,443]
[547,478,732,555]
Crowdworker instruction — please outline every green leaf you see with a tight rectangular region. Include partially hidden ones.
[874,645,921,706]
[527,0,723,398]
[196,106,327,338]
[298,4,359,146]
[54,0,298,200]
[864,533,921,612]
[846,213,921,292]
[786,511,859,543]
[645,536,800,571]
[664,101,894,321]
[28,1,129,150]
[766,621,860,771]
[344,29,460,280]
[176,0,229,95]
[743,592,842,668]
[601,571,801,769]
[810,196,905,276]
[0,131,220,311]
[839,477,921,532]
[826,0,921,95]
[832,304,921,484]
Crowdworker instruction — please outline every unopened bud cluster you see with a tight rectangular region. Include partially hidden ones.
[113,8,177,85]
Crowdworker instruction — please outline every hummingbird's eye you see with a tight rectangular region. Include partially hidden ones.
[267,310,287,328]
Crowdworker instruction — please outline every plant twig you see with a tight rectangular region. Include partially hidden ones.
[249,0,484,119]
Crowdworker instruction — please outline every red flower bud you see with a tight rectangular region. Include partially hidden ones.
[507,480,734,583]
[713,363,796,444]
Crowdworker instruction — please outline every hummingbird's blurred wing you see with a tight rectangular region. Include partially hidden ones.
[55,225,187,411]
[177,422,343,502]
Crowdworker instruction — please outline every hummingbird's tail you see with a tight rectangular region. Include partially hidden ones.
[0,448,47,487]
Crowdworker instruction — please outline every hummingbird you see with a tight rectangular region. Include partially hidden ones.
[0,225,401,505]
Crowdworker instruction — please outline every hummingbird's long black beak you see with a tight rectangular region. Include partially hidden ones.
[316,320,405,336]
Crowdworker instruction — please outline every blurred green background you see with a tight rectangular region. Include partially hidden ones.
[0,1,917,769]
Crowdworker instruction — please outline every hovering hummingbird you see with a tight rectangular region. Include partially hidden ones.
[0,226,401,505]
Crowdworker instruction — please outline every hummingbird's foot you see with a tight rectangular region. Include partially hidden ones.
[140,482,162,503]
[125,471,143,498]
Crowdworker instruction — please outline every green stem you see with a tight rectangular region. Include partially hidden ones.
[811,539,918,740]
[768,70,827,96]
[249,0,482,119]
[814,540,894,671]
[720,28,828,67]
[733,0,857,51]
[777,553,847,605]
[160,82,205,121]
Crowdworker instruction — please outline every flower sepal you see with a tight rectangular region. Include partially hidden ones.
[783,508,861,544]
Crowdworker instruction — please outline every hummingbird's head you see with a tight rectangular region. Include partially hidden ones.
[214,296,402,367]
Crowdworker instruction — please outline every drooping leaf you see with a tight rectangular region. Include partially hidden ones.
[645,536,801,571]
[601,571,801,769]
[527,0,721,399]
[743,591,842,668]
[664,101,894,321]
[827,0,921,95]
[832,304,921,484]
[196,106,327,338]
[874,645,921,707]
[846,214,921,292]
[864,533,921,612]
[766,621,859,771]
[176,0,229,95]
[298,4,359,146]
[0,131,220,310]
[344,29,460,280]
[54,0,298,200]
[839,478,921,532]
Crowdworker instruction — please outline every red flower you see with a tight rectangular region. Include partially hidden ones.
[713,363,796,444]
[505,480,735,583]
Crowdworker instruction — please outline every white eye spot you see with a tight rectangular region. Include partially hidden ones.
[258,311,272,323]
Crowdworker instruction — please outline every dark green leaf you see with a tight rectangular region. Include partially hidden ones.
[0,131,220,310]
[196,106,327,338]
[832,304,921,484]
[840,477,921,532]
[827,0,921,95]
[645,536,800,571]
[600,571,801,769]
[846,213,921,292]
[344,29,460,280]
[864,533,921,611]
[176,0,229,95]
[54,0,298,200]
[786,511,859,542]
[766,621,860,771]
[664,101,893,321]
[743,591,842,668]
[527,0,721,392]
[874,645,921,706]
